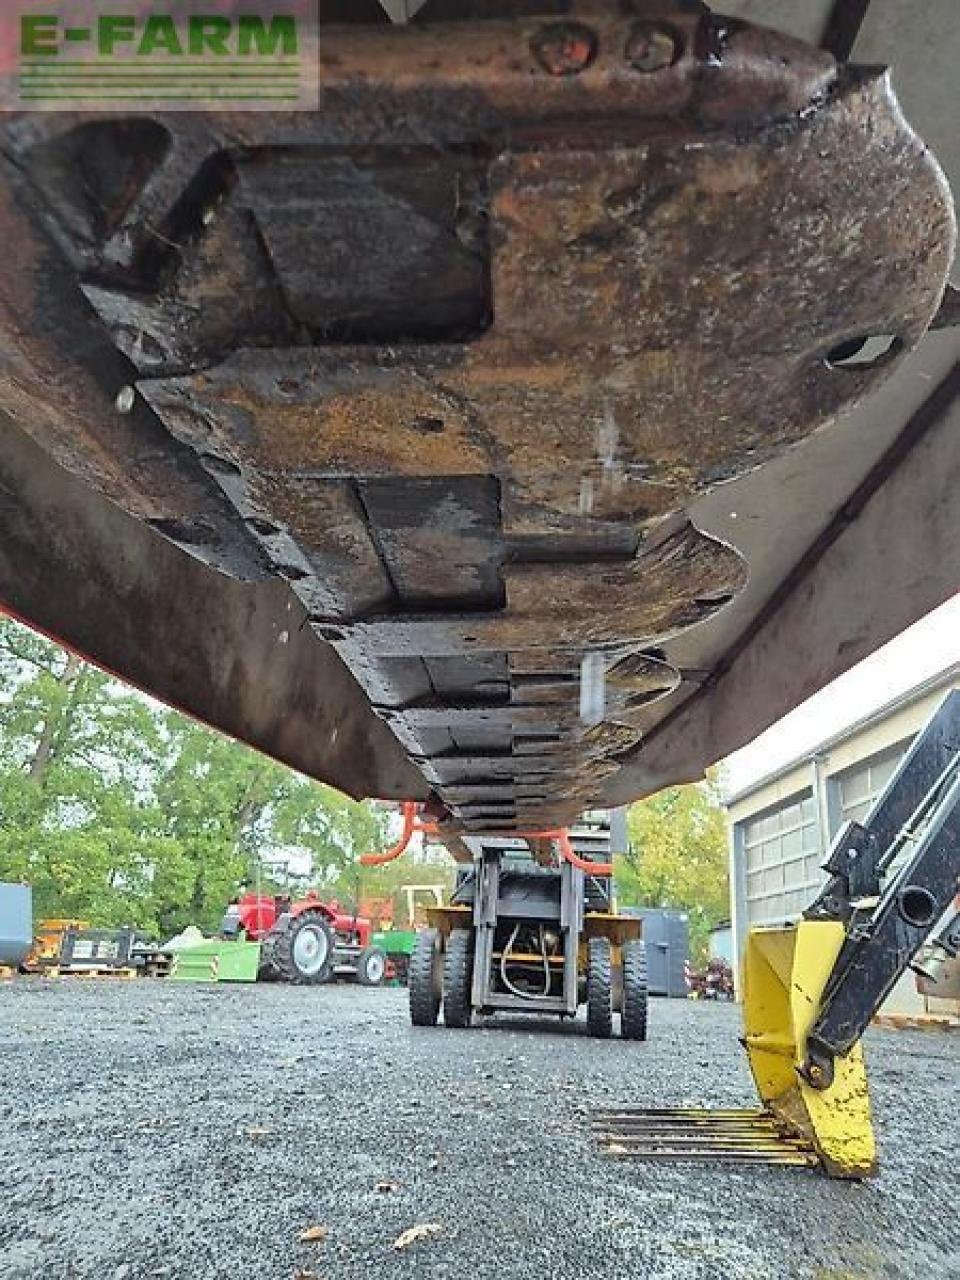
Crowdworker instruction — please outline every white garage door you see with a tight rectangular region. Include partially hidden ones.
[834,747,905,829]
[742,790,822,926]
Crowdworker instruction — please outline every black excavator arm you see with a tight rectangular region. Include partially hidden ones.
[801,691,960,1088]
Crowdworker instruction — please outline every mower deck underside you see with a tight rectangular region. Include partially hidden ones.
[0,7,955,834]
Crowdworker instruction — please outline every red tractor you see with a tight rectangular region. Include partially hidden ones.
[220,891,387,986]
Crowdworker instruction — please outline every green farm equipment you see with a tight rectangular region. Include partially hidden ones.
[372,885,444,982]
[169,939,262,984]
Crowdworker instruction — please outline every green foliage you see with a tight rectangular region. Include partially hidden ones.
[0,618,391,937]
[617,770,729,963]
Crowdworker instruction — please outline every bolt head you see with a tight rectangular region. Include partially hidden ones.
[531,22,597,77]
[115,385,136,414]
[626,22,680,73]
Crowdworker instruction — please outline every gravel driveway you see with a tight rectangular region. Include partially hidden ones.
[0,979,956,1280]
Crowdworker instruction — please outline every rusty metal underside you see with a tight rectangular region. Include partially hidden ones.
[0,3,955,840]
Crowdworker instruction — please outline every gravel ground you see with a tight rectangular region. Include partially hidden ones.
[0,978,957,1280]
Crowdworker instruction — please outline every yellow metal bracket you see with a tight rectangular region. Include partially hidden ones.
[742,920,877,1178]
[594,921,877,1177]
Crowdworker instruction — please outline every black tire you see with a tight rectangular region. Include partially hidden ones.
[621,939,649,1041]
[586,937,613,1038]
[269,909,335,985]
[356,945,387,987]
[443,929,474,1029]
[409,928,443,1027]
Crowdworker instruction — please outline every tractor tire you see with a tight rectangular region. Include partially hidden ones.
[443,928,474,1029]
[621,939,649,1041]
[356,945,387,987]
[270,909,335,985]
[586,937,613,1038]
[409,928,443,1027]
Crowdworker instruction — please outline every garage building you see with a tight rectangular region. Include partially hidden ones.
[725,662,960,1015]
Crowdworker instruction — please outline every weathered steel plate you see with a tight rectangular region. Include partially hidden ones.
[0,4,954,834]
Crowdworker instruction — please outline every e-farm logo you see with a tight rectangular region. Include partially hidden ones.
[7,3,319,111]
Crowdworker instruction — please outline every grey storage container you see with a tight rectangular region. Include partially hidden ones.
[0,882,33,967]
[623,907,690,997]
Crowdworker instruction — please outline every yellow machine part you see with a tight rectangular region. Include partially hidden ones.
[22,918,90,971]
[742,921,877,1179]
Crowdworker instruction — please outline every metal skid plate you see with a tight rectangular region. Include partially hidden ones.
[0,4,954,828]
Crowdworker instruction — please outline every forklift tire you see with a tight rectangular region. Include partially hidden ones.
[409,928,443,1026]
[443,928,474,1029]
[621,939,649,1041]
[586,937,613,1038]
[356,945,387,987]
[271,909,335,985]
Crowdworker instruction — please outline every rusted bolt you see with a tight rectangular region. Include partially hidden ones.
[625,22,680,73]
[531,22,597,77]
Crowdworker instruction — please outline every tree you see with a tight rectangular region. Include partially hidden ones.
[0,620,167,927]
[617,770,729,963]
[0,616,392,937]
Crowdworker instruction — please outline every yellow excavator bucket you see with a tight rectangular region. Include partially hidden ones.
[742,921,877,1178]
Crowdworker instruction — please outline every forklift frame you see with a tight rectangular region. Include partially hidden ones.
[415,816,647,1035]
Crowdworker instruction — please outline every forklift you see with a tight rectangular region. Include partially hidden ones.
[398,813,649,1038]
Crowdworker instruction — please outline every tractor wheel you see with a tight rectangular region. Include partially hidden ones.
[621,939,649,1041]
[586,937,613,1038]
[271,909,334,985]
[356,945,387,987]
[409,928,443,1027]
[443,928,474,1029]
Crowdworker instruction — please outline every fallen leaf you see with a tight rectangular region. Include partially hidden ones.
[375,1180,400,1193]
[298,1226,329,1244]
[393,1223,442,1251]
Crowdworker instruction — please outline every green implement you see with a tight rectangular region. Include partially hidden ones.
[169,940,262,983]
[372,929,418,983]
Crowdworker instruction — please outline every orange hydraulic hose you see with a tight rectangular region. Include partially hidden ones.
[360,801,438,866]
[513,827,615,877]
[360,809,613,876]
[556,830,614,877]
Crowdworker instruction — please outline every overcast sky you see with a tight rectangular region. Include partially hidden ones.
[723,593,960,795]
